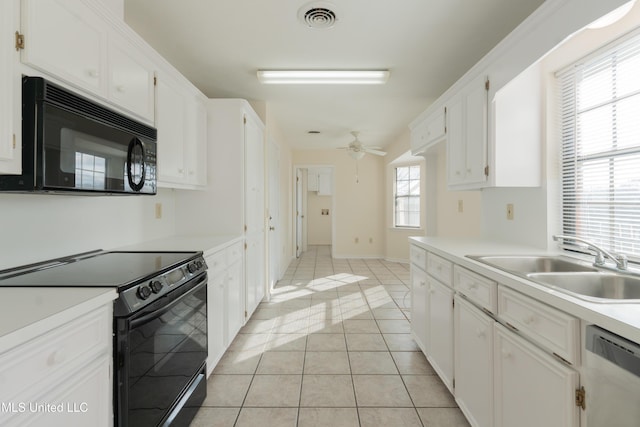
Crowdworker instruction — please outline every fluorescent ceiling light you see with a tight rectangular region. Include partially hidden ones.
[257,70,389,84]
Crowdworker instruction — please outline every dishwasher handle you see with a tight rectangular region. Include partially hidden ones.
[586,325,640,378]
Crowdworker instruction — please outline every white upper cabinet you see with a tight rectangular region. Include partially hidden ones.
[19,0,156,123]
[156,73,186,185]
[410,107,447,154]
[447,74,488,189]
[107,32,156,122]
[0,0,20,174]
[184,95,208,186]
[21,0,107,95]
[410,0,630,189]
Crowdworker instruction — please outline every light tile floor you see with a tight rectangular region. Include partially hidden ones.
[192,245,471,427]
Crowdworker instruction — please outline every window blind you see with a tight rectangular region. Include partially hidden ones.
[558,30,640,260]
[394,165,420,228]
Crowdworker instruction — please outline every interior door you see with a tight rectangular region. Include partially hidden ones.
[268,138,280,291]
[295,168,303,258]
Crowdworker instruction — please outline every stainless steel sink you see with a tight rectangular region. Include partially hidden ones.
[527,272,640,303]
[468,255,597,274]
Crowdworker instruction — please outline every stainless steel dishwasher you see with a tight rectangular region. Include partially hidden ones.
[584,325,640,427]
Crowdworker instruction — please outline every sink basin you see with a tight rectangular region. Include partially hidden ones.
[468,255,597,274]
[527,272,640,303]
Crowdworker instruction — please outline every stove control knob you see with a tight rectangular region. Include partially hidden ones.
[150,280,163,293]
[196,260,204,269]
[137,285,152,300]
[187,262,198,274]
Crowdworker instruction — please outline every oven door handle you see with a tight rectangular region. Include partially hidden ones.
[130,275,207,329]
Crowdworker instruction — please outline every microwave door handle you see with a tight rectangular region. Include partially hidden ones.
[127,137,146,192]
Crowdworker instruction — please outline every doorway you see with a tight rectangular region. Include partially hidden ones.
[293,166,335,259]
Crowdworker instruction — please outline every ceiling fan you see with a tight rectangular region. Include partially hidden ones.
[339,131,387,160]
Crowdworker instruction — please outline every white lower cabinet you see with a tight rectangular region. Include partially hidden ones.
[494,323,579,427]
[0,304,112,427]
[454,295,494,427]
[410,264,429,352]
[411,243,585,427]
[205,241,245,374]
[427,277,454,392]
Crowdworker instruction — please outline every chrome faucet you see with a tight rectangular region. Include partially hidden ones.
[552,234,628,270]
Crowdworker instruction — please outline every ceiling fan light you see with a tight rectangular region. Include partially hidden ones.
[349,150,366,160]
[257,70,390,84]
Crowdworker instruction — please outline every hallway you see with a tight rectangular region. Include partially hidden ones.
[192,246,470,426]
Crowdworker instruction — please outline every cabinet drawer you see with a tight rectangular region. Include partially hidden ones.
[205,249,227,276]
[427,253,453,286]
[498,286,579,365]
[410,245,427,270]
[227,241,244,265]
[454,266,497,313]
[0,306,110,402]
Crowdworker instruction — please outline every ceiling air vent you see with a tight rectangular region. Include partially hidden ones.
[298,2,338,29]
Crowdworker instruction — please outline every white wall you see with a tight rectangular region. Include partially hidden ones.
[307,192,332,245]
[0,189,177,269]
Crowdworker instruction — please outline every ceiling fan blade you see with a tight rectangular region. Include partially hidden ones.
[364,148,387,156]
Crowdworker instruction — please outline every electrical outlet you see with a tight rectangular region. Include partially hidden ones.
[155,203,162,219]
[458,200,464,213]
[369,237,373,244]
[506,203,514,220]
[355,237,359,244]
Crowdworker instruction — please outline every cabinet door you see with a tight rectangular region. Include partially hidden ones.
[207,273,226,371]
[244,113,265,318]
[446,95,465,186]
[245,233,265,319]
[108,33,155,122]
[428,278,454,392]
[227,259,244,342]
[307,168,319,191]
[410,266,429,353]
[464,76,488,185]
[494,324,579,427]
[317,170,332,195]
[21,0,106,95]
[156,75,186,184]
[0,0,20,174]
[184,95,208,186]
[454,296,494,427]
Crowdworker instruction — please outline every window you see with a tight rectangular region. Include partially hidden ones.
[394,164,420,228]
[558,30,640,259]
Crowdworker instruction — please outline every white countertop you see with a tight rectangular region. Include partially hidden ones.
[410,236,640,344]
[0,287,117,354]
[114,234,243,255]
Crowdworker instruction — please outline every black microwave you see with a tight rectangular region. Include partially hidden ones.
[0,77,157,194]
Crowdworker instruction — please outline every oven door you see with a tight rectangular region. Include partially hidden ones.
[115,274,207,427]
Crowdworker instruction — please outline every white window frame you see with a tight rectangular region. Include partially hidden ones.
[557,28,640,261]
[393,163,421,229]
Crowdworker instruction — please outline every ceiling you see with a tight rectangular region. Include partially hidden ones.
[123,0,545,152]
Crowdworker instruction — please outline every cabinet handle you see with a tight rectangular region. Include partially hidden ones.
[455,171,461,176]
[116,85,125,93]
[419,281,426,287]
[476,328,485,338]
[47,349,66,366]
[178,168,184,174]
[468,283,479,290]
[501,348,512,359]
[523,314,536,325]
[88,69,99,78]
